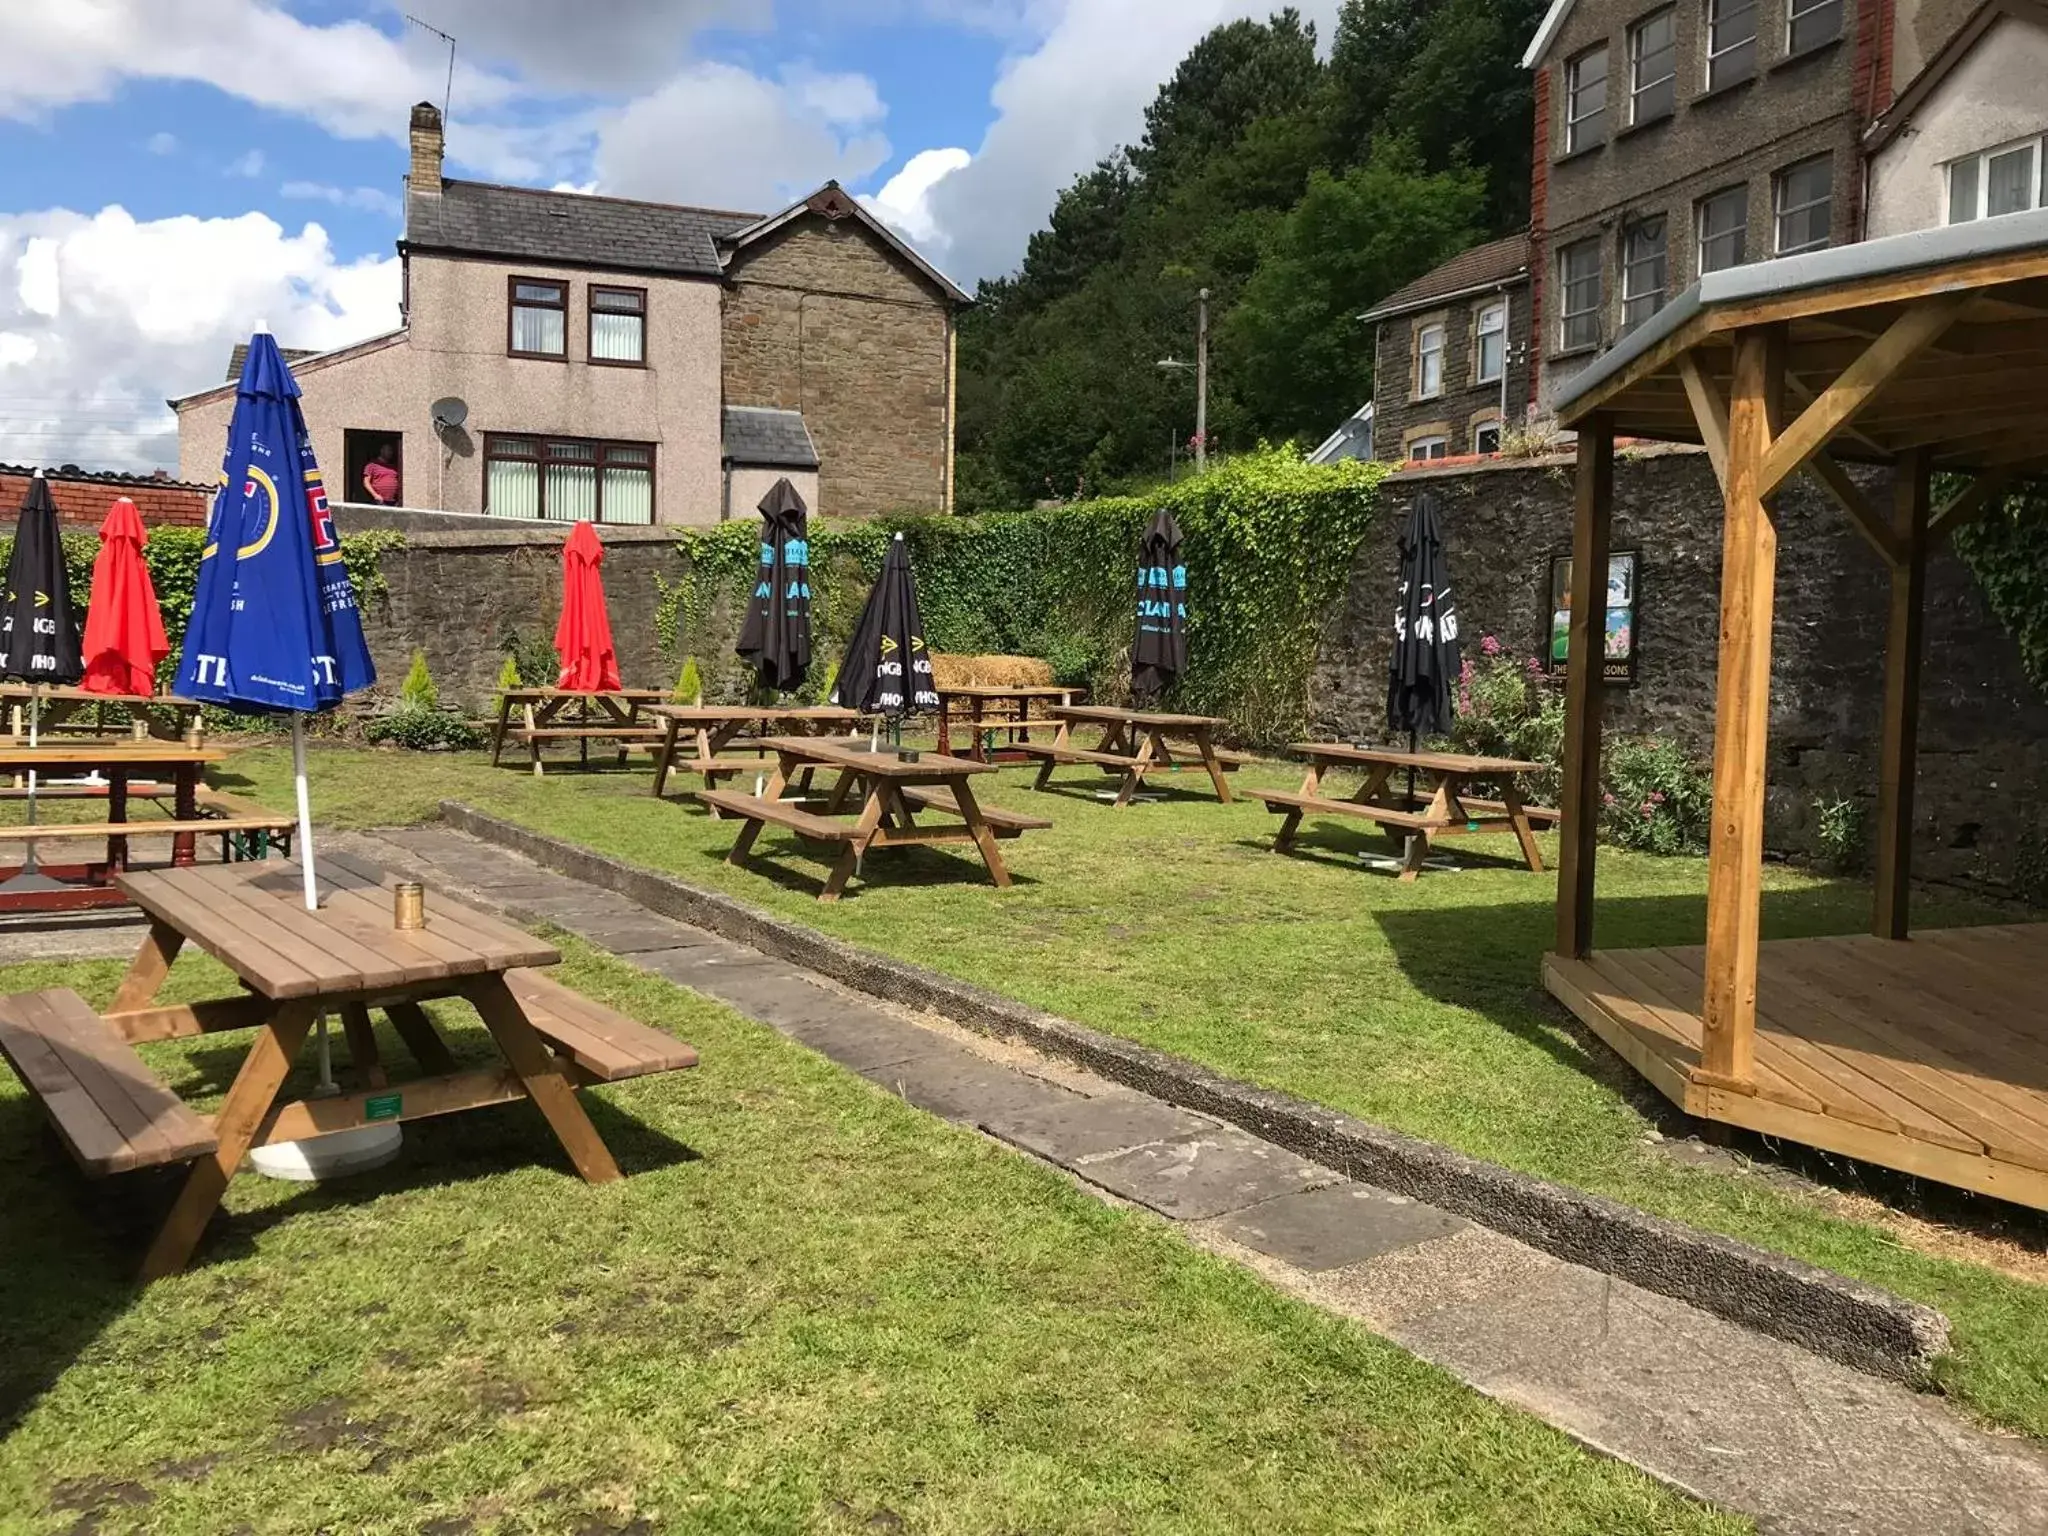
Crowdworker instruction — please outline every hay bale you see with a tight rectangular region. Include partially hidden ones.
[930,653,1055,689]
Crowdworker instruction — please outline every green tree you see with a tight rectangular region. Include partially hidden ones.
[1223,143,1487,439]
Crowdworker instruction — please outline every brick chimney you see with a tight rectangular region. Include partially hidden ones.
[408,101,444,196]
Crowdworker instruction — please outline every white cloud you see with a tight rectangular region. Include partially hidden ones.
[225,148,265,178]
[146,130,177,155]
[390,0,770,93]
[915,0,1343,282]
[281,181,403,217]
[593,61,891,211]
[0,206,400,473]
[863,147,972,245]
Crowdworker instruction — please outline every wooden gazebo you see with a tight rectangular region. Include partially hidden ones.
[1544,210,2048,1210]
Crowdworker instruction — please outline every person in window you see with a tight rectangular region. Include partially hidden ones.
[362,442,400,505]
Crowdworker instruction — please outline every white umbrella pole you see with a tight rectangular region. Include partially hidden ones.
[292,714,317,912]
[22,694,38,874]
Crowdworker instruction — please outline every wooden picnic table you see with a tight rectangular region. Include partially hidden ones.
[1015,704,1244,808]
[0,741,256,911]
[1247,742,1560,880]
[646,704,864,800]
[0,852,699,1279]
[698,735,1050,901]
[0,684,203,743]
[934,684,1084,763]
[489,687,672,776]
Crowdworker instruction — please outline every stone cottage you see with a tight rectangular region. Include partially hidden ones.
[171,103,969,526]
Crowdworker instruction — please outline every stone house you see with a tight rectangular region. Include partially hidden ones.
[1359,234,1531,462]
[1517,0,1983,416]
[1863,0,2048,237]
[171,103,968,526]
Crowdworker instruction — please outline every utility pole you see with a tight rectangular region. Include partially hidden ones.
[1159,284,1213,473]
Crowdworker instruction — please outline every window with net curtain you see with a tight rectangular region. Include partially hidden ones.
[589,286,647,365]
[485,435,655,523]
[509,279,566,357]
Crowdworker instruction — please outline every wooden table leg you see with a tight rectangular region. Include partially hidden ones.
[339,1003,387,1090]
[107,769,130,874]
[466,974,621,1185]
[650,719,679,798]
[112,919,185,1013]
[1114,732,1158,809]
[969,697,987,762]
[141,1000,317,1280]
[171,765,198,867]
[526,702,543,778]
[1195,729,1234,804]
[1033,720,1070,790]
[949,777,1013,889]
[821,789,888,902]
[387,1000,457,1074]
[1500,778,1547,874]
[490,694,515,766]
[937,698,954,759]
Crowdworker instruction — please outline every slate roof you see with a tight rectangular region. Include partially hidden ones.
[224,343,317,382]
[404,178,759,279]
[723,406,819,468]
[1359,233,1531,323]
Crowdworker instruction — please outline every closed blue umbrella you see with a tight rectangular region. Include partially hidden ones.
[175,331,376,911]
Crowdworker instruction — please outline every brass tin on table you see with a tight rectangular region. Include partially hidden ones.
[183,719,204,750]
[393,881,426,930]
[130,718,150,742]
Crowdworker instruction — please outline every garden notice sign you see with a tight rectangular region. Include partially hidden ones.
[1546,551,1638,686]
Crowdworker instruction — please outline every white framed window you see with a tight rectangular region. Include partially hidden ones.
[1774,156,1833,254]
[1697,185,1748,273]
[1565,44,1608,153]
[1706,0,1757,90]
[1474,422,1504,456]
[1415,321,1446,398]
[1630,8,1676,124]
[1558,239,1603,352]
[1621,217,1668,332]
[1946,136,2045,224]
[1787,0,1842,54]
[1474,300,1507,385]
[1408,435,1449,463]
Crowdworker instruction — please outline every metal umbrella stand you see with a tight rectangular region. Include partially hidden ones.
[1382,490,1462,872]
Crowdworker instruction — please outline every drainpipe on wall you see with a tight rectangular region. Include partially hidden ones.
[944,314,958,514]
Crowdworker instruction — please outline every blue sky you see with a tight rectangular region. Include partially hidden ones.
[0,0,1338,471]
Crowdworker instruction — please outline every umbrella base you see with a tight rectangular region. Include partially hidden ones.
[0,867,72,894]
[250,1124,403,1182]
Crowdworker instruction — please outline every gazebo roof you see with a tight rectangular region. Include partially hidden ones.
[1556,208,2048,476]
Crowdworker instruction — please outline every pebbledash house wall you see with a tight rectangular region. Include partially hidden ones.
[722,218,954,518]
[175,252,726,525]
[1309,449,2048,895]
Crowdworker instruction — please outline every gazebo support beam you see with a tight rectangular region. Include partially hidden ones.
[1874,450,1931,940]
[1806,453,1904,567]
[1555,414,1615,961]
[1700,326,1785,1092]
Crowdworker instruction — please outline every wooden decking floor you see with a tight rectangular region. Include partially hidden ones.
[1544,924,2048,1211]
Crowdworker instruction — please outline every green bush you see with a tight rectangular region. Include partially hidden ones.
[1813,795,1867,874]
[674,655,703,704]
[495,655,522,694]
[366,705,484,752]
[399,649,437,710]
[1446,639,1565,803]
[500,630,558,693]
[665,448,1390,744]
[1602,737,1713,856]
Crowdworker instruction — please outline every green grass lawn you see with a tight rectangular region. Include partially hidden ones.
[192,741,2048,1443]
[0,941,1738,1535]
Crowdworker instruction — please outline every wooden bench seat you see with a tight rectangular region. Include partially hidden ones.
[0,816,297,842]
[1246,788,1437,831]
[694,789,859,841]
[1009,743,1151,769]
[1456,796,1562,825]
[668,754,781,776]
[504,969,700,1083]
[0,782,173,800]
[513,727,664,743]
[0,987,217,1174]
[899,785,1053,835]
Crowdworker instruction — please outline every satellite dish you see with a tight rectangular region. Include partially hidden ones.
[431,397,468,429]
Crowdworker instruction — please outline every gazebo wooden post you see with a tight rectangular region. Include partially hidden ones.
[1555,413,1615,960]
[1699,326,1785,1090]
[1874,448,1932,940]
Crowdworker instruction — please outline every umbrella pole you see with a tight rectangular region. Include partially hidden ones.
[292,714,317,912]
[21,694,39,876]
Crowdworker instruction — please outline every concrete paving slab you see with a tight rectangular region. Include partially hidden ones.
[690,969,871,1027]
[870,1048,1080,1125]
[1077,1131,1336,1221]
[981,1095,1214,1164]
[1206,1183,1466,1273]
[555,920,703,955]
[779,1015,954,1075]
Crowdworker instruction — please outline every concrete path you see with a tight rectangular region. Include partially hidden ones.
[42,830,2048,1535]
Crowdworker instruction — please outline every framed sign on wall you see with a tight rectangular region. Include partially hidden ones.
[1545,550,1638,686]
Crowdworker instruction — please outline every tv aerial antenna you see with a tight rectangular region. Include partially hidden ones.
[404,14,457,123]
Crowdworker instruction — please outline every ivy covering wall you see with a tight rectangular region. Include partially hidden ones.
[666,449,1390,745]
[1953,484,2048,694]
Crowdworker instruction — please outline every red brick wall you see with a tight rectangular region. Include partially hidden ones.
[1854,0,1898,125]
[0,468,210,530]
[1528,64,1551,412]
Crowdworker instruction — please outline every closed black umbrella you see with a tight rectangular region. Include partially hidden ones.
[0,471,83,685]
[735,477,812,692]
[1132,509,1187,703]
[831,533,937,731]
[1386,491,1460,795]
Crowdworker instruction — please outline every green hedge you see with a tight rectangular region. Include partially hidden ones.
[666,449,1391,745]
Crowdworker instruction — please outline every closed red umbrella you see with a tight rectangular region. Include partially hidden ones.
[79,496,170,696]
[554,520,622,691]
